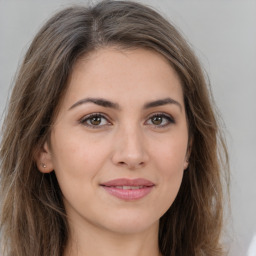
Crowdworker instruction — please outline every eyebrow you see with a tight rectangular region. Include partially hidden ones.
[69,97,182,111]
[143,98,182,111]
[69,98,120,110]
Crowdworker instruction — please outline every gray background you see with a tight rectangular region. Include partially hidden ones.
[0,0,255,255]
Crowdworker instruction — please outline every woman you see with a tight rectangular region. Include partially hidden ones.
[0,1,229,256]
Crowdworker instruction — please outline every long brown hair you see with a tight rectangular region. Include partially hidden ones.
[0,1,229,255]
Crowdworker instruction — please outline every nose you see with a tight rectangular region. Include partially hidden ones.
[111,125,149,170]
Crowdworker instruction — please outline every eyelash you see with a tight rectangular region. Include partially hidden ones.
[145,113,175,128]
[79,112,175,129]
[79,113,111,129]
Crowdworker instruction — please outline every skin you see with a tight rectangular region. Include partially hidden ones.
[37,47,190,256]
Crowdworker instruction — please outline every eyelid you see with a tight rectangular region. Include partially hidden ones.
[79,112,112,128]
[145,112,175,127]
[78,111,175,129]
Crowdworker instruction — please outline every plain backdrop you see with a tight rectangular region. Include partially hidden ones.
[0,0,256,255]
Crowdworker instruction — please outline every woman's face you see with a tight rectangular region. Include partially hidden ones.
[37,47,189,235]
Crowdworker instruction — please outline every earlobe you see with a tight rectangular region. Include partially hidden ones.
[35,142,54,173]
[184,159,189,170]
[184,138,193,170]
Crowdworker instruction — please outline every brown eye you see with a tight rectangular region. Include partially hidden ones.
[89,116,102,125]
[151,116,163,125]
[80,113,110,128]
[146,113,175,128]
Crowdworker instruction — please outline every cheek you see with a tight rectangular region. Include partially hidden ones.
[158,148,184,193]
[153,133,188,173]
[50,132,113,204]
[151,135,187,204]
[51,128,108,172]
[51,134,108,203]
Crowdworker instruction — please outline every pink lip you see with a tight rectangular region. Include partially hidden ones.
[100,178,155,201]
[101,178,155,187]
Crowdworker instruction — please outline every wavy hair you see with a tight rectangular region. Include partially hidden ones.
[0,1,229,255]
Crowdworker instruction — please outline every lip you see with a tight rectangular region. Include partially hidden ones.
[101,178,155,187]
[100,178,155,201]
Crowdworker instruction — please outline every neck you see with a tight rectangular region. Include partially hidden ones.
[64,218,161,256]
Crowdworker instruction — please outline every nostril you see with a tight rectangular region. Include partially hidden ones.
[117,161,145,169]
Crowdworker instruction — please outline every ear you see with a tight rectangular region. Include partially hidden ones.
[35,141,54,173]
[183,158,189,170]
[184,137,193,170]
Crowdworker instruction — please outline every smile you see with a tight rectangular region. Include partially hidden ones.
[114,186,144,190]
[100,178,155,200]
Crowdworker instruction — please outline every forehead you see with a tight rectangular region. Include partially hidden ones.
[64,47,184,107]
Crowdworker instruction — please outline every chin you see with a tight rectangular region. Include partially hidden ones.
[98,210,160,235]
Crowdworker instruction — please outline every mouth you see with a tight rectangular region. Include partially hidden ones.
[100,178,155,201]
[110,185,145,190]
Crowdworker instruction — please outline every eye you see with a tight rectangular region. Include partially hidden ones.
[145,113,175,128]
[80,113,111,128]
